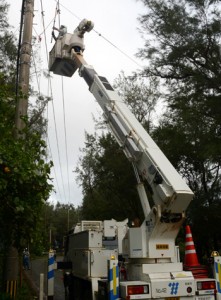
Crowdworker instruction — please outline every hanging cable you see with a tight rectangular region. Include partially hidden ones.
[31,49,41,95]
[45,71,63,202]
[61,77,71,204]
[56,0,71,204]
[39,0,67,202]
[31,15,63,202]
[92,28,143,68]
[53,0,80,21]
[51,1,60,43]
[33,0,143,205]
[52,0,71,204]
[47,135,63,201]
[53,0,142,68]
[57,0,61,28]
[47,0,72,204]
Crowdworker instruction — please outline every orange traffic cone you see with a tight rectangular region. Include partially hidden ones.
[184,225,200,267]
[184,225,208,278]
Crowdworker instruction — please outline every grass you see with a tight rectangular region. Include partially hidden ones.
[16,280,37,300]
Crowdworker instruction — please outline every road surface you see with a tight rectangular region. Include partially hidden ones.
[24,256,65,300]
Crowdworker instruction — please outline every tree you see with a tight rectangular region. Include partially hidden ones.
[114,71,160,131]
[0,0,53,252]
[0,2,54,294]
[40,202,80,252]
[76,132,144,221]
[76,73,159,222]
[0,134,53,247]
[137,0,221,256]
[0,0,17,76]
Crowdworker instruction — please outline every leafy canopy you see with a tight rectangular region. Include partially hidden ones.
[138,0,221,255]
[0,0,53,250]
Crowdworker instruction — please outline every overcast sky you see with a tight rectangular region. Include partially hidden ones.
[7,0,145,207]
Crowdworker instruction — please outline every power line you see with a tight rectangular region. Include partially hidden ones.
[46,135,62,201]
[39,0,67,203]
[53,0,142,69]
[46,77,63,202]
[30,0,143,205]
[92,29,143,68]
[30,7,64,203]
[32,48,41,94]
[61,77,71,203]
[57,0,71,204]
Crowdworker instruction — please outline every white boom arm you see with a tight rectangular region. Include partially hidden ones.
[49,19,194,260]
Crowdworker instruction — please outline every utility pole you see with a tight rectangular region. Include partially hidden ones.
[5,1,34,298]
[15,0,34,137]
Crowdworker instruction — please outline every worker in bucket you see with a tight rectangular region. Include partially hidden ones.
[52,25,67,41]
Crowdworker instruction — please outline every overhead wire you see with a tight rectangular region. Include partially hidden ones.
[33,0,143,205]
[47,135,63,202]
[51,1,60,43]
[53,0,143,69]
[39,0,67,203]
[53,0,80,21]
[92,29,143,68]
[61,77,71,204]
[56,0,72,205]
[31,17,63,203]
[12,0,63,203]
[28,9,64,203]
[30,0,69,204]
[31,48,41,94]
[45,66,63,202]
[52,0,71,205]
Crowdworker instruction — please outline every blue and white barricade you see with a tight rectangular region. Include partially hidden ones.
[48,249,55,300]
[108,257,119,300]
[214,256,221,300]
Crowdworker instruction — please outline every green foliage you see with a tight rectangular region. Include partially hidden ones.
[138,0,221,255]
[16,281,36,300]
[76,132,145,222]
[0,293,12,300]
[0,130,53,249]
[39,202,80,252]
[75,73,159,223]
[0,70,53,251]
[0,1,9,32]
[0,75,15,138]
[114,72,160,130]
[0,1,17,76]
[0,0,53,254]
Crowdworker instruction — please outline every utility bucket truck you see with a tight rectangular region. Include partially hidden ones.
[49,19,217,300]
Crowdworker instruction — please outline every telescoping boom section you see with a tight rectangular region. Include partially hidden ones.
[49,19,193,261]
